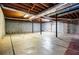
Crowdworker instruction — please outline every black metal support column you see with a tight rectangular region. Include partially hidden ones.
[51,21,52,32]
[40,19,42,34]
[67,22,69,34]
[32,20,33,33]
[56,14,58,37]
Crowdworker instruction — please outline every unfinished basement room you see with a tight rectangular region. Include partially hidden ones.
[0,3,79,55]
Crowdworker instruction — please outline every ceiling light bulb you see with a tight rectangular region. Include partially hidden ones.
[24,14,30,18]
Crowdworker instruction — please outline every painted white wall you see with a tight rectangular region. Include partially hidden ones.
[33,23,40,32]
[51,21,56,33]
[57,21,67,34]
[21,22,32,33]
[42,22,51,32]
[67,23,77,34]
[6,19,68,34]
[63,22,68,34]
[75,24,79,34]
[42,21,68,34]
[0,7,5,38]
[51,21,68,37]
[6,20,41,34]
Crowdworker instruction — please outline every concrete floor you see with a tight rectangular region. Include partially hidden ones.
[0,32,74,55]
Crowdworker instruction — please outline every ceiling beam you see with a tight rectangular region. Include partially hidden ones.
[68,14,72,18]
[10,3,39,13]
[74,12,78,18]
[22,3,42,12]
[40,3,49,8]
[9,3,29,10]
[2,6,35,18]
[2,4,29,13]
[63,15,68,18]
[76,12,79,18]
[34,3,46,9]
[36,4,66,18]
[3,4,39,14]
[71,13,76,18]
[3,4,37,14]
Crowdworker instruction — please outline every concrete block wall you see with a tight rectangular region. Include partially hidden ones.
[42,22,52,32]
[74,24,79,34]
[0,6,5,38]
[33,23,40,32]
[68,24,75,34]
[6,20,68,34]
[42,21,68,34]
[5,20,41,34]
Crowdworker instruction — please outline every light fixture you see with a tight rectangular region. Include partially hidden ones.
[24,14,30,18]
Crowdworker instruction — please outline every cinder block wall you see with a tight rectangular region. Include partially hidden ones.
[5,20,40,34]
[0,7,5,38]
[67,24,76,34]
[42,21,68,34]
[6,20,68,34]
[73,24,79,34]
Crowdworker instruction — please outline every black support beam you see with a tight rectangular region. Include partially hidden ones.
[56,13,58,37]
[40,19,42,34]
[51,21,52,32]
[32,20,34,33]
[67,22,70,33]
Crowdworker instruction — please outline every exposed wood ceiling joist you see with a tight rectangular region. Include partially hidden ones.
[21,3,42,11]
[33,3,46,9]
[1,3,58,15]
[9,3,39,14]
[57,10,79,19]
[2,3,79,24]
[40,3,49,8]
[74,12,78,18]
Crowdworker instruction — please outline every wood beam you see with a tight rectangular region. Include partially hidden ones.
[16,5,38,12]
[72,13,76,18]
[31,4,43,11]
[67,14,72,18]
[30,4,39,13]
[22,3,32,8]
[10,3,29,10]
[31,4,35,10]
[34,3,46,9]
[13,3,39,13]
[3,4,29,13]
[6,5,35,15]
[41,3,49,8]
[22,3,42,11]
[34,6,42,11]
[69,13,75,19]
[65,15,69,18]
[74,12,78,18]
